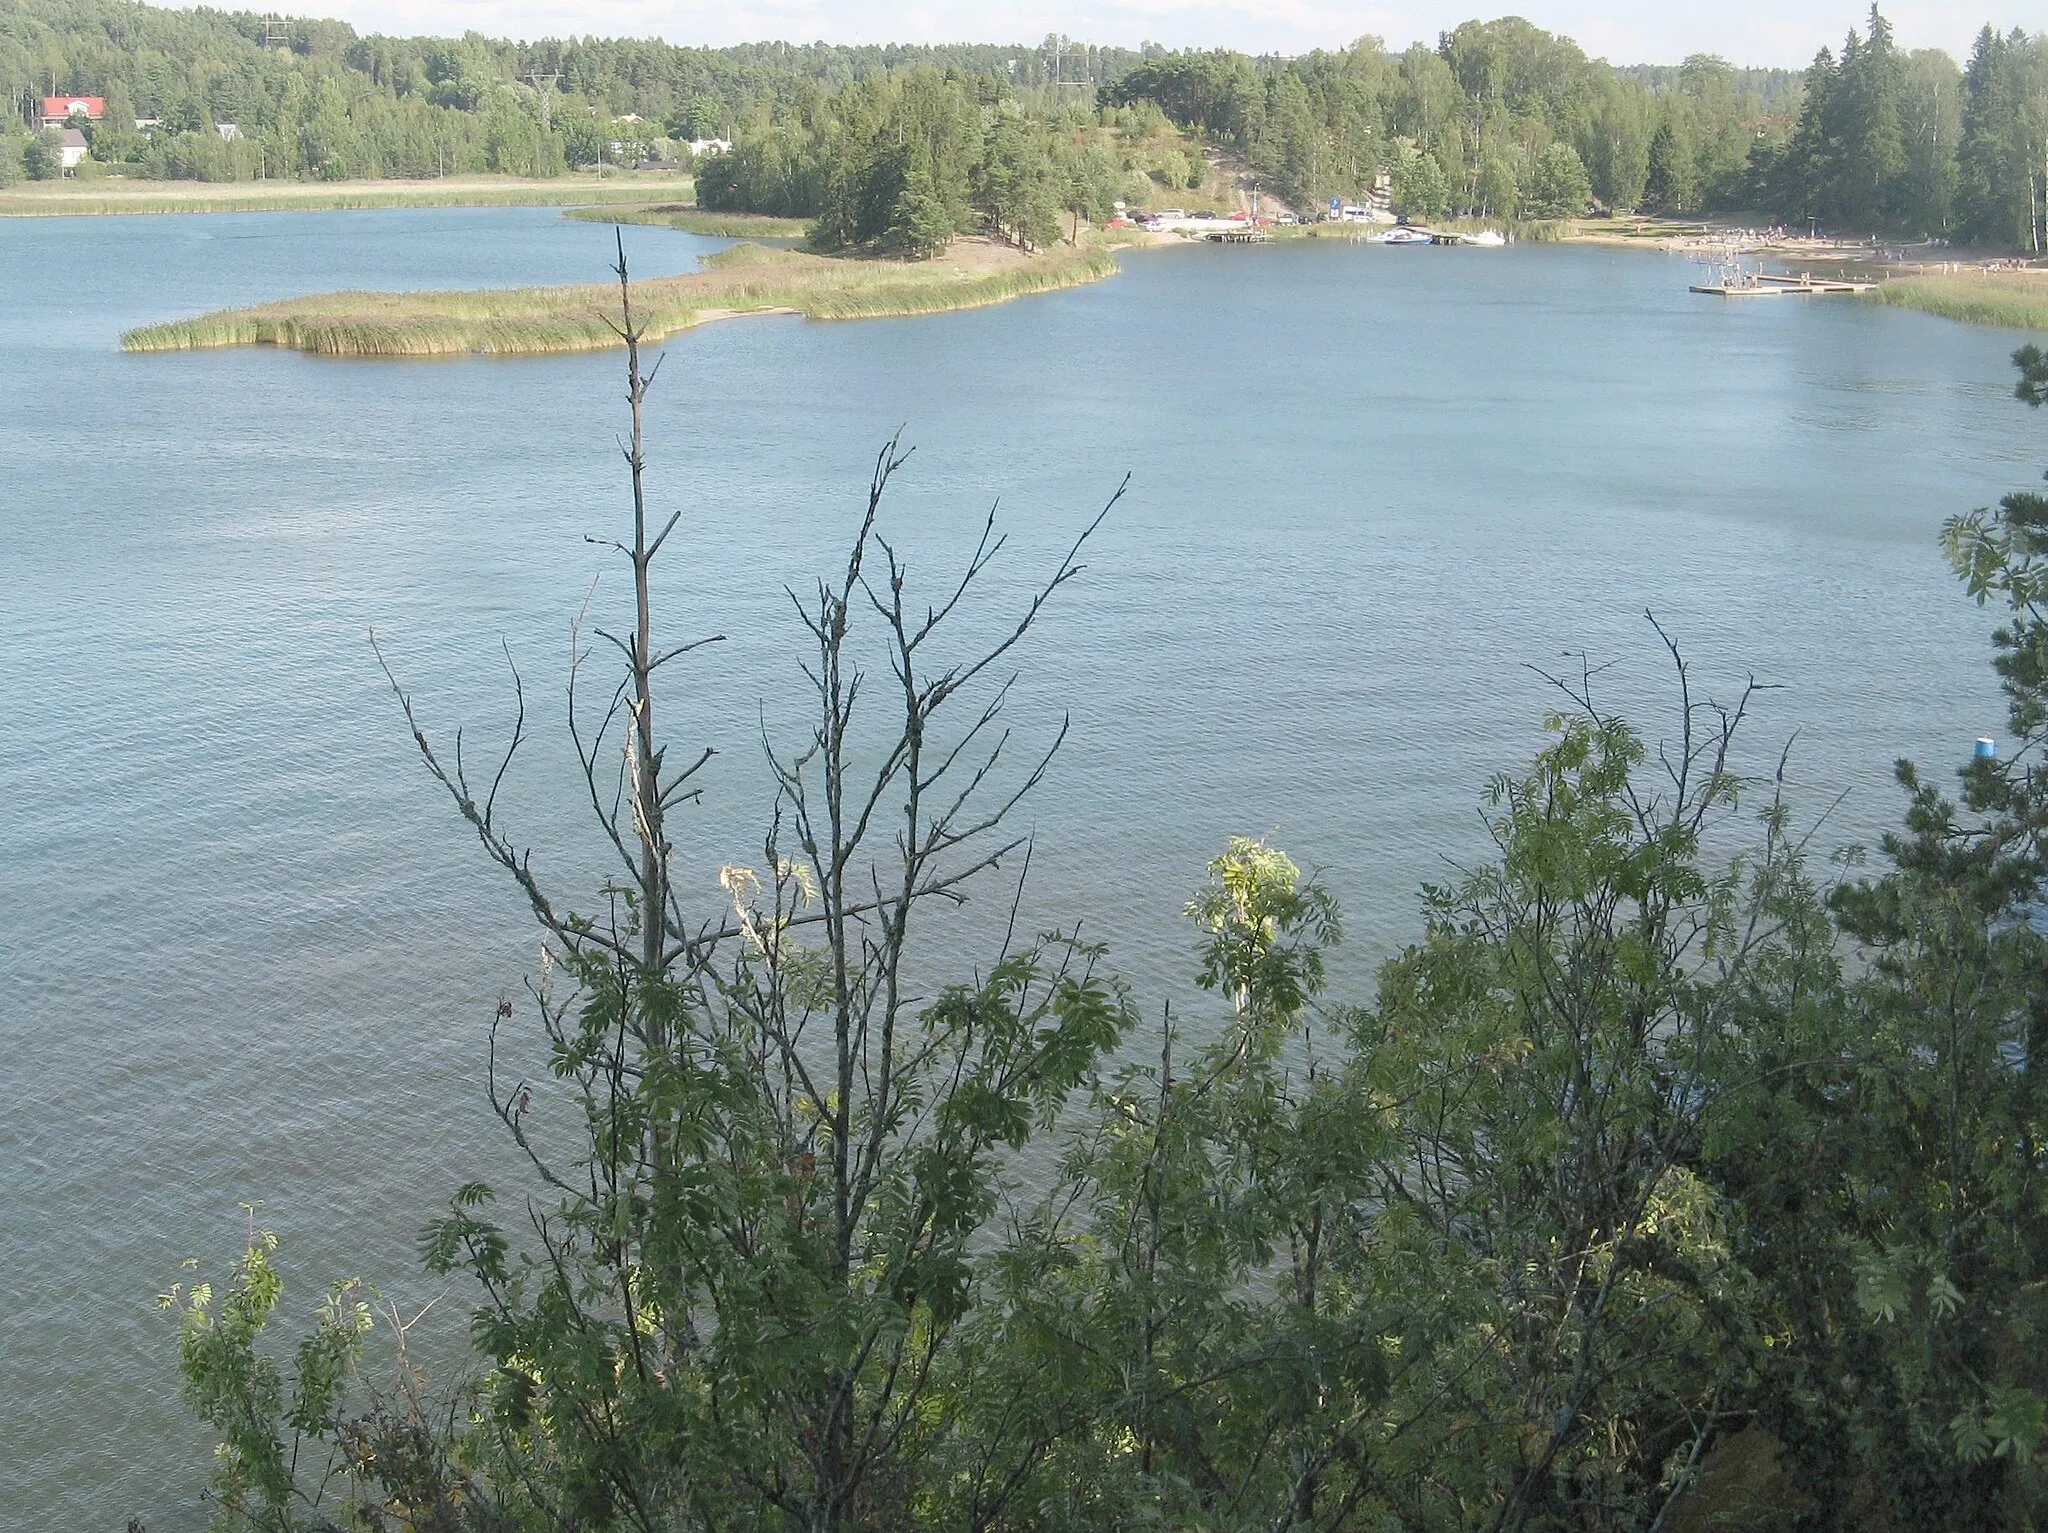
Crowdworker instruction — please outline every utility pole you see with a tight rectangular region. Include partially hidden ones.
[263,13,288,50]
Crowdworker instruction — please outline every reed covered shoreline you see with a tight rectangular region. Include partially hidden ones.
[1865,269,2048,332]
[563,203,812,239]
[0,175,692,218]
[119,241,1120,357]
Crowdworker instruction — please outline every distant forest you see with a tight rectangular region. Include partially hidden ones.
[3,1,2047,248]
[1105,12,2045,248]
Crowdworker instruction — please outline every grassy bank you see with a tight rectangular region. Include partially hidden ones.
[1866,270,2048,332]
[564,203,812,239]
[0,175,691,218]
[120,240,1119,357]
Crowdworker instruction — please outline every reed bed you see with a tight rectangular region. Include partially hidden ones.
[120,242,1119,357]
[1,177,690,218]
[563,204,812,239]
[1867,270,2048,332]
[1431,214,1567,243]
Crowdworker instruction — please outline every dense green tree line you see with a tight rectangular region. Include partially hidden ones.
[158,315,2048,1530]
[1102,24,1775,222]
[696,70,1140,254]
[1107,8,2048,243]
[0,1,1145,184]
[1757,12,1972,239]
[10,0,2048,248]
[1741,14,2048,249]
[1,0,552,180]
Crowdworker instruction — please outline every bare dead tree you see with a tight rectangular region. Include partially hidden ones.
[380,234,1131,1533]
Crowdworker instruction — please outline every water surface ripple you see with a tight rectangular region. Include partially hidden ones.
[0,207,2032,1530]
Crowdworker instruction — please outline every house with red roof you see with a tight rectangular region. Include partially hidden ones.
[38,96,105,131]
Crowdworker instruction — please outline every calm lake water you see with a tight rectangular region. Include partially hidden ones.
[1,205,2038,1529]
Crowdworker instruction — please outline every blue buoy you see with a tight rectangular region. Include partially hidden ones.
[1976,737,1997,761]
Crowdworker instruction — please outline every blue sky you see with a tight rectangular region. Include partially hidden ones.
[304,0,2036,68]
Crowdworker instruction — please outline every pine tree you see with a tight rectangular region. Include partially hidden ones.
[1773,46,1840,225]
[1645,117,1694,211]
[1959,27,2041,250]
[1837,5,1907,228]
[889,159,956,257]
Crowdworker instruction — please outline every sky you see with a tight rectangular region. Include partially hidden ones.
[287,0,2042,68]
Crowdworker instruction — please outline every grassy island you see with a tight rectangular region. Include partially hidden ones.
[564,203,813,239]
[119,240,1120,358]
[0,175,693,219]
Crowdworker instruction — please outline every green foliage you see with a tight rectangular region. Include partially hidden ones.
[1526,141,1594,216]
[1477,152,1520,216]
[1108,23,1800,219]
[975,112,1063,249]
[339,394,1140,1533]
[1955,26,2048,249]
[159,1229,373,1529]
[2017,342,2048,407]
[1101,9,2048,241]
[1391,144,1450,217]
[1772,7,1907,227]
[1645,119,1696,211]
[21,0,2039,239]
[1186,837,1339,1041]
[0,0,1149,188]
[1761,5,2036,241]
[1712,344,2048,1528]
[702,76,1144,255]
[23,130,61,180]
[808,68,980,253]
[1357,685,1827,1527]
[890,161,957,256]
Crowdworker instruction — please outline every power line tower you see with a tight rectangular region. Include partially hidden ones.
[522,71,561,131]
[1047,35,1090,92]
[263,13,288,50]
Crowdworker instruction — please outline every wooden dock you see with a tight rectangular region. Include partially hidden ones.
[1690,272,1877,297]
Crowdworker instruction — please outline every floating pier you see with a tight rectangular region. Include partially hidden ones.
[1690,270,1877,297]
[1204,228,1271,244]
